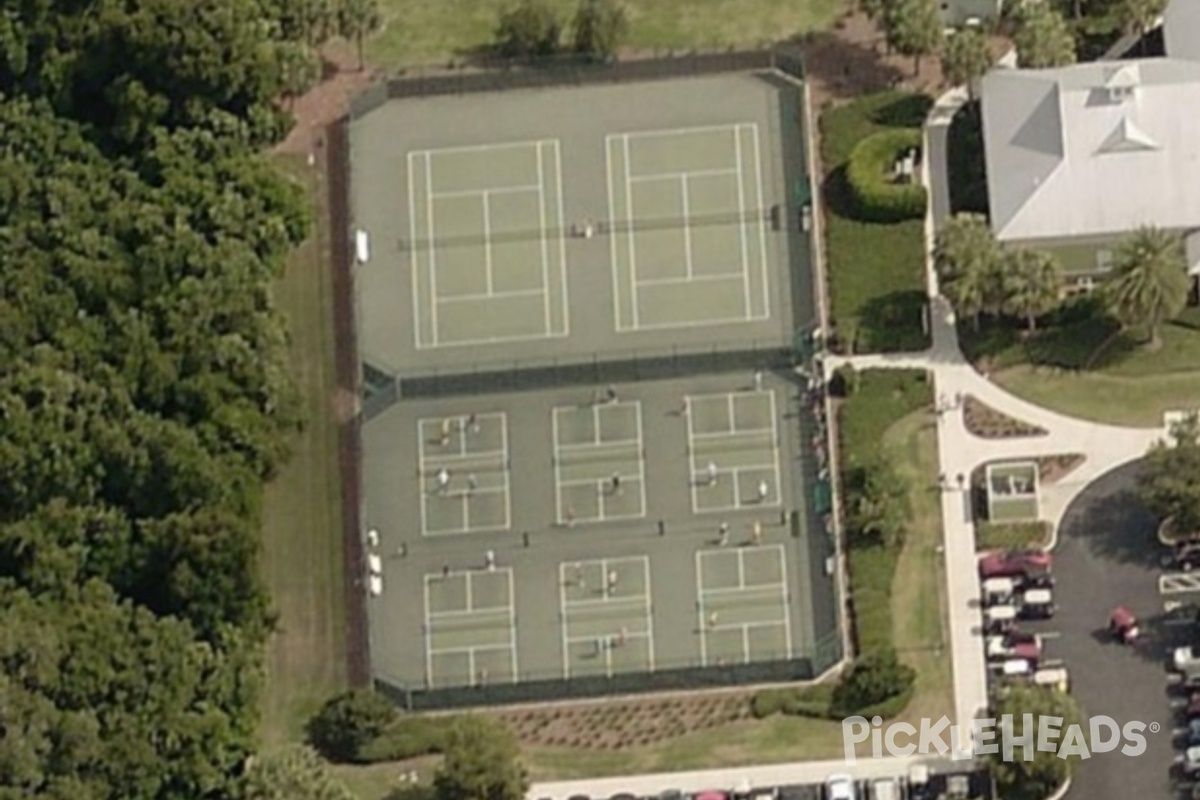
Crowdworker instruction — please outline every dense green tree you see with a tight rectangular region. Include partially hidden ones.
[1110,0,1165,36]
[1103,226,1188,349]
[1013,4,1077,68]
[985,684,1084,800]
[495,0,562,58]
[241,746,358,800]
[934,213,1004,327]
[1001,248,1063,332]
[433,716,529,800]
[339,0,384,70]
[278,42,323,108]
[940,28,991,98]
[308,690,399,762]
[1137,415,1200,534]
[0,579,260,800]
[846,453,910,548]
[571,0,629,61]
[883,0,943,75]
[832,649,915,712]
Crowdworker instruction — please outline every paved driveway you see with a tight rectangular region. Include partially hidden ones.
[1047,460,1187,799]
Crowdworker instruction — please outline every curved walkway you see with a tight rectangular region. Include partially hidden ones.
[822,88,1171,743]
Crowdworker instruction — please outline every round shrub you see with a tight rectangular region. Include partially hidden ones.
[306,689,397,763]
[845,130,927,222]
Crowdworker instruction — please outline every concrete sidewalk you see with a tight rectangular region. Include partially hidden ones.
[530,756,977,800]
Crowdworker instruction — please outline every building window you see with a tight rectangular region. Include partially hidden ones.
[1096,249,1113,271]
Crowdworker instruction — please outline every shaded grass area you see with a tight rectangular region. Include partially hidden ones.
[946,100,988,217]
[838,370,934,653]
[329,757,440,800]
[883,411,953,725]
[975,520,1053,551]
[260,155,349,744]
[370,0,848,66]
[963,301,1200,427]
[820,92,931,353]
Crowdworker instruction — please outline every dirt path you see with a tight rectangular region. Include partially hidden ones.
[275,44,377,156]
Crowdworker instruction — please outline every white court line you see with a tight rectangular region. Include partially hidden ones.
[419,451,506,468]
[423,573,435,686]
[427,605,511,621]
[559,563,571,678]
[635,403,648,524]
[685,395,701,514]
[416,139,553,156]
[623,123,745,140]
[499,411,512,530]
[553,141,569,338]
[643,555,656,672]
[507,568,518,680]
[635,274,742,287]
[563,593,646,610]
[552,407,565,524]
[733,124,751,319]
[780,544,794,658]
[726,394,736,438]
[558,475,644,489]
[430,185,541,199]
[427,642,513,656]
[622,134,640,328]
[425,151,440,347]
[628,167,739,183]
[407,151,424,350]
[750,123,770,320]
[466,569,474,610]
[695,548,709,666]
[481,190,494,294]
[737,547,746,588]
[688,427,774,441]
[767,391,782,507]
[605,136,624,331]
[436,289,544,303]
[555,437,641,452]
[536,143,551,337]
[681,175,694,280]
[698,583,787,598]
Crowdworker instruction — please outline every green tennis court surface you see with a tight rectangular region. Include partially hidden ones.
[407,140,568,349]
[423,568,517,688]
[696,545,792,665]
[607,124,770,332]
[687,390,782,512]
[418,412,511,534]
[559,556,654,678]
[553,401,646,524]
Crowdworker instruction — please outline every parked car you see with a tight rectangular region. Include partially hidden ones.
[1109,606,1139,644]
[1184,718,1200,747]
[869,777,900,800]
[1185,746,1200,775]
[988,658,1035,678]
[1032,667,1070,693]
[1177,647,1200,673]
[986,632,1041,662]
[979,550,1052,583]
[826,774,857,800]
[1018,587,1056,619]
[981,577,1016,606]
[984,604,1018,634]
[1177,543,1200,571]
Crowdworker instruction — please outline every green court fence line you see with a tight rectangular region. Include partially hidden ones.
[349,48,805,117]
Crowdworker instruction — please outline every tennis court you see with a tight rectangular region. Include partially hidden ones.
[552,400,646,524]
[559,556,655,678]
[423,568,517,688]
[696,545,792,666]
[418,412,511,535]
[407,140,568,349]
[606,123,771,332]
[687,389,782,513]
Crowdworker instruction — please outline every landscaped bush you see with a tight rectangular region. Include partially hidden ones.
[831,649,916,715]
[307,689,399,762]
[750,684,835,719]
[975,520,1053,551]
[356,715,453,763]
[830,365,860,397]
[845,129,927,222]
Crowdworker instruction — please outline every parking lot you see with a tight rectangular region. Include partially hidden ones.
[1039,462,1179,799]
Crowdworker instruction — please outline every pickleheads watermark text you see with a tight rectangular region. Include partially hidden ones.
[841,715,1152,765]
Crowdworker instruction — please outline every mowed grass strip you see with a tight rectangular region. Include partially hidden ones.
[820,92,931,353]
[369,0,848,66]
[260,155,349,744]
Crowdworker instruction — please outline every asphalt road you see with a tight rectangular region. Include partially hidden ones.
[1047,460,1189,800]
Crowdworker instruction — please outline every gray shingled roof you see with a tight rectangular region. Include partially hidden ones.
[980,58,1200,242]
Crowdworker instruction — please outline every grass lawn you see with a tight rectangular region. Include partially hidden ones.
[259,155,349,744]
[975,520,1053,552]
[882,411,953,725]
[966,304,1200,428]
[329,757,440,800]
[369,0,848,66]
[819,93,931,354]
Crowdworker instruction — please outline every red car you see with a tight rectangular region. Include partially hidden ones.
[979,550,1052,583]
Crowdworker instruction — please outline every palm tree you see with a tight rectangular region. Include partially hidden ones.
[339,0,382,71]
[1103,227,1189,349]
[934,213,1003,328]
[1012,3,1076,68]
[940,28,991,100]
[1001,249,1063,332]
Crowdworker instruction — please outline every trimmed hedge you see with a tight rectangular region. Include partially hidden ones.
[750,684,835,719]
[846,130,927,222]
[354,715,453,763]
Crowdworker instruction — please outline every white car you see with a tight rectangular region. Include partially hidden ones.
[825,775,857,800]
[1185,745,1200,774]
[1175,646,1200,671]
